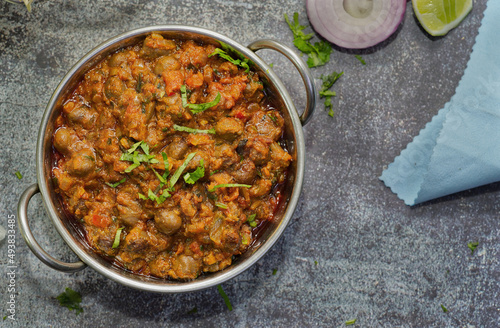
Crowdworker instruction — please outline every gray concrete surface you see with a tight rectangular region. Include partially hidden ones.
[0,0,498,327]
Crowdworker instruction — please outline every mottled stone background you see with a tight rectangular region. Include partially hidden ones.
[0,0,498,327]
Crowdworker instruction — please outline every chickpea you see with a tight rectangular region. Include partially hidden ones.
[173,255,201,279]
[155,209,182,235]
[67,149,95,177]
[154,56,180,75]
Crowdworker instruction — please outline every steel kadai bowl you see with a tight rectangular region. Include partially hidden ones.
[17,25,315,293]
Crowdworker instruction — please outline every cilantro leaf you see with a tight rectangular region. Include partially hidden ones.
[217,285,233,311]
[112,227,125,248]
[467,242,479,254]
[180,85,221,113]
[173,124,216,135]
[15,171,23,180]
[208,48,250,72]
[284,12,332,68]
[247,213,257,227]
[105,178,126,188]
[441,304,448,313]
[169,152,197,190]
[345,319,357,325]
[56,288,83,315]
[319,72,343,117]
[184,159,205,184]
[355,54,366,65]
[208,183,251,192]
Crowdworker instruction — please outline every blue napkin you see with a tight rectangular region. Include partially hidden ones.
[380,0,500,206]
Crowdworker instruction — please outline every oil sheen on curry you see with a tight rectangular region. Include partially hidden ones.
[51,33,291,280]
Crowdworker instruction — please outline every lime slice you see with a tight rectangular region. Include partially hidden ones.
[412,0,473,36]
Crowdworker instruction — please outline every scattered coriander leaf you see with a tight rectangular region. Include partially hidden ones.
[180,85,221,114]
[208,48,250,72]
[184,159,205,184]
[284,12,332,68]
[173,124,216,135]
[441,304,448,313]
[320,72,343,118]
[112,227,125,249]
[272,268,278,275]
[105,178,126,188]
[138,192,148,200]
[56,288,83,315]
[345,319,357,325]
[208,183,252,193]
[84,155,95,162]
[321,72,344,91]
[15,171,23,180]
[3,315,7,320]
[314,260,318,266]
[187,307,198,314]
[467,242,479,254]
[354,55,366,65]
[217,285,233,311]
[169,152,197,190]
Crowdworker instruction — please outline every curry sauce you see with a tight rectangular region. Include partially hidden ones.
[52,33,291,280]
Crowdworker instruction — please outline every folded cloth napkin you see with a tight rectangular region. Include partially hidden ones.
[380,0,500,206]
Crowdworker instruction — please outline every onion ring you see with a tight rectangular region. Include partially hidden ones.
[306,0,406,49]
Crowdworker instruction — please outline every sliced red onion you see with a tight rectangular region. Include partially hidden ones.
[306,0,406,49]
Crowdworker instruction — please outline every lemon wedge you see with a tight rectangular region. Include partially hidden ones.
[412,0,473,36]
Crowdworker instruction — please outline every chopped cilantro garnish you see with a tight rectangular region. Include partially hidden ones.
[284,12,332,68]
[314,260,318,266]
[184,159,205,184]
[345,319,357,325]
[15,171,22,180]
[215,202,228,209]
[173,124,216,135]
[148,188,171,204]
[247,213,257,227]
[112,227,125,249]
[208,183,252,192]
[217,285,233,311]
[441,304,448,313]
[272,268,278,275]
[180,85,221,114]
[120,141,159,173]
[354,55,366,65]
[320,72,343,117]
[56,287,83,315]
[467,242,479,254]
[105,178,126,188]
[169,152,197,190]
[208,48,250,72]
[138,193,148,200]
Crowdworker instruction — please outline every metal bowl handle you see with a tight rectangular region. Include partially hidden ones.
[247,39,316,126]
[17,183,86,273]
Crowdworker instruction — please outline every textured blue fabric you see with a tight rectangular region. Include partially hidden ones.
[380,0,500,205]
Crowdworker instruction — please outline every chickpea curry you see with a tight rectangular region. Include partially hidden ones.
[52,33,291,280]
